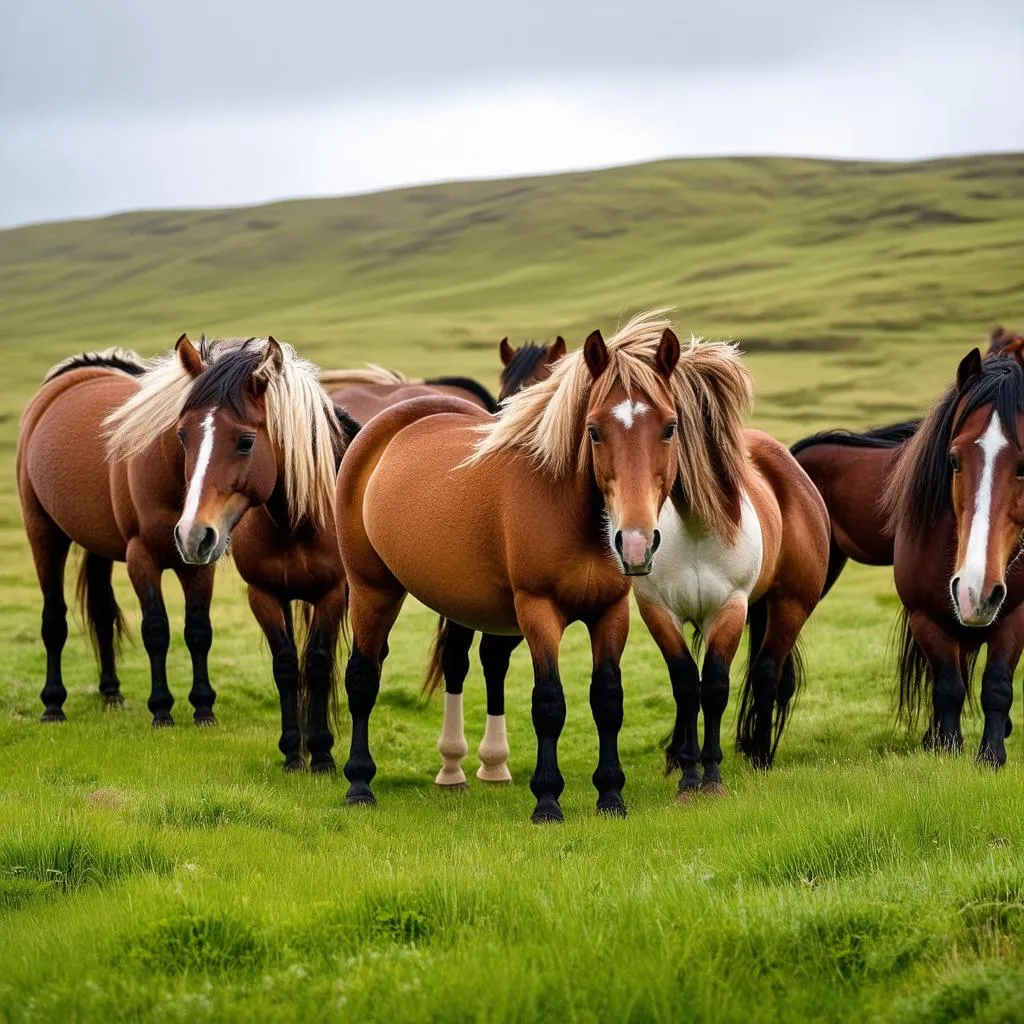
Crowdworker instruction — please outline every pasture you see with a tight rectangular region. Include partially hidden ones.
[2,154,1024,1022]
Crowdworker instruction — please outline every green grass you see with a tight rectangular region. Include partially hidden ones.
[1,154,1024,1022]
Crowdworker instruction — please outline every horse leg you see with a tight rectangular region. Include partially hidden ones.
[820,539,848,601]
[303,583,347,775]
[636,596,701,801]
[699,594,747,795]
[25,503,72,722]
[514,593,567,824]
[434,621,473,788]
[342,580,406,806]
[126,538,174,727]
[977,609,1023,767]
[247,586,304,770]
[80,553,124,707]
[909,612,964,752]
[476,633,521,782]
[587,596,630,817]
[175,565,216,725]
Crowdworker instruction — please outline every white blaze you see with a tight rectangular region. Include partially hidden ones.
[611,399,649,429]
[957,413,1007,608]
[177,409,217,540]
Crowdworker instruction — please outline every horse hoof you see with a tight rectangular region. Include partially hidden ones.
[676,787,698,807]
[310,756,336,775]
[345,782,377,806]
[151,713,174,728]
[40,707,66,723]
[976,747,1006,770]
[101,693,124,709]
[193,710,217,727]
[282,756,305,773]
[596,793,626,817]
[435,778,469,791]
[476,764,513,784]
[700,781,730,798]
[434,767,468,788]
[531,796,563,824]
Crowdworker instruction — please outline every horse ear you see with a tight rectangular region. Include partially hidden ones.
[583,330,609,379]
[175,333,204,379]
[249,337,285,398]
[499,337,514,366]
[550,336,567,361]
[988,326,1008,354]
[655,329,680,378]
[956,348,983,391]
[264,336,286,374]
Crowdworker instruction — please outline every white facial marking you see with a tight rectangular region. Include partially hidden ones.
[611,399,649,430]
[177,409,217,539]
[957,414,1007,610]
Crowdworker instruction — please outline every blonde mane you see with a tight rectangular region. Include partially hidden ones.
[319,365,412,389]
[468,309,754,543]
[105,338,343,530]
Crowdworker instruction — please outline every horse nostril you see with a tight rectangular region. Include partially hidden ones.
[989,583,1007,608]
[951,577,961,605]
[614,531,623,558]
[197,527,217,560]
[651,530,661,554]
[174,525,184,552]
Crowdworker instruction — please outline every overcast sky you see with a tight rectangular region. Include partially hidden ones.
[2,0,1023,228]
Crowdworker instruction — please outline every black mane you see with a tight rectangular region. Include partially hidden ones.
[790,419,921,456]
[333,406,362,445]
[45,350,148,383]
[499,343,549,396]
[425,376,499,414]
[180,340,264,419]
[901,358,1024,538]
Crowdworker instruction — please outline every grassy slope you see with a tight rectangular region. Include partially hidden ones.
[1,154,1024,1022]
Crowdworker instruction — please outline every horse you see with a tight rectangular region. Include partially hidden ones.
[336,309,771,821]
[883,348,1024,766]
[110,335,357,770]
[792,326,1024,598]
[18,345,218,726]
[324,337,568,788]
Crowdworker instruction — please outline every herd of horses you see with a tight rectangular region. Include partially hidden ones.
[15,314,1024,822]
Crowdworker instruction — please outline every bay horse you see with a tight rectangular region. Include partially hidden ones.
[336,309,698,822]
[18,345,218,726]
[883,348,1024,766]
[498,336,566,401]
[111,336,357,771]
[792,326,1024,598]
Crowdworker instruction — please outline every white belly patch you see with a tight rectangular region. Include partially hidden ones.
[632,493,764,632]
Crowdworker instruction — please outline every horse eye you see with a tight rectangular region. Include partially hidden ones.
[949,453,960,472]
[663,422,677,441]
[236,434,256,455]
[177,429,187,449]
[587,425,601,443]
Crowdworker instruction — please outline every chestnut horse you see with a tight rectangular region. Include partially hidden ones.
[18,346,218,725]
[497,336,567,401]
[337,310,699,822]
[793,326,1023,597]
[883,349,1024,766]
[108,336,356,770]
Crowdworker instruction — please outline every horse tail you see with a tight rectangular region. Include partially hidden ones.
[771,643,805,759]
[422,616,449,697]
[75,551,128,661]
[294,602,343,735]
[895,607,929,729]
[735,598,768,756]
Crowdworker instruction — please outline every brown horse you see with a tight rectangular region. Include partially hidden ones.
[792,326,1024,597]
[108,336,357,770]
[18,346,217,725]
[498,336,567,401]
[884,349,1024,766]
[336,309,767,822]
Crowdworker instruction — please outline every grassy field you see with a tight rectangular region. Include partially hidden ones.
[2,154,1024,1022]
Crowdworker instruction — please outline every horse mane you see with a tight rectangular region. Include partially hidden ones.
[107,338,343,529]
[425,376,499,414]
[789,419,921,456]
[499,343,550,396]
[318,365,410,389]
[882,358,1024,539]
[467,308,754,544]
[44,347,150,383]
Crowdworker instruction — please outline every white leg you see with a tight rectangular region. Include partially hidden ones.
[435,692,469,787]
[477,714,512,783]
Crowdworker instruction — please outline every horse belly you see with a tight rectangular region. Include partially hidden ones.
[26,389,126,560]
[363,447,519,634]
[636,496,763,630]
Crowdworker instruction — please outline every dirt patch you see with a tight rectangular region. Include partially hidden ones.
[86,788,128,812]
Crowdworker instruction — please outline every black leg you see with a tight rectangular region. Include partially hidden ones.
[82,554,123,706]
[435,622,473,787]
[590,657,626,816]
[40,581,69,722]
[183,601,215,724]
[978,659,1013,767]
[931,661,966,753]
[529,653,567,823]
[305,625,337,774]
[140,586,174,726]
[343,644,380,804]
[747,651,778,770]
[665,653,701,795]
[266,625,303,770]
[479,633,521,716]
[699,650,730,789]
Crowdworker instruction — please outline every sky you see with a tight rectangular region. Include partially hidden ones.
[2,0,1023,228]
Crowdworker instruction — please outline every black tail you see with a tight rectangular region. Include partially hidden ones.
[736,598,806,760]
[422,616,449,697]
[75,552,128,661]
[293,602,343,735]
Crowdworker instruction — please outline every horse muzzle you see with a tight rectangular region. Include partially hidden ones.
[175,522,223,565]
[615,528,661,576]
[951,575,1006,628]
